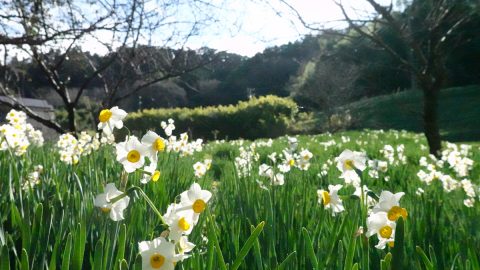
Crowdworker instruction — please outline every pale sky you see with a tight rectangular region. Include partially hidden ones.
[182,0,396,56]
[2,0,396,61]
[78,0,396,57]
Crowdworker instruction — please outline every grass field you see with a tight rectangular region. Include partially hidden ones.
[1,126,480,269]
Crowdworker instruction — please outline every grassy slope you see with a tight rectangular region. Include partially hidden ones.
[342,85,480,142]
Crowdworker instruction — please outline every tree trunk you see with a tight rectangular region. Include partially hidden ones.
[66,104,77,135]
[422,87,442,157]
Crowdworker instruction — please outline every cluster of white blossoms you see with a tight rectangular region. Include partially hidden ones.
[235,144,259,178]
[94,182,212,268]
[366,191,407,249]
[380,144,407,166]
[93,107,213,269]
[442,142,474,178]
[417,143,477,207]
[257,136,313,187]
[140,183,212,269]
[193,159,212,178]
[57,132,102,164]
[22,165,43,190]
[166,132,203,156]
[0,109,44,156]
[367,159,389,180]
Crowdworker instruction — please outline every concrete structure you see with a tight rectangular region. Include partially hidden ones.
[0,96,57,139]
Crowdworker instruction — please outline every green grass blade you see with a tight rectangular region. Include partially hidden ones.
[391,217,405,270]
[277,251,296,270]
[93,240,104,270]
[250,224,264,270]
[302,227,319,270]
[416,246,434,270]
[115,224,127,268]
[0,246,10,270]
[72,222,87,270]
[231,221,265,270]
[206,213,227,270]
[61,233,73,270]
[20,249,29,270]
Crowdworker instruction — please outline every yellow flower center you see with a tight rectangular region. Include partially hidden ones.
[388,241,395,248]
[178,217,191,231]
[127,150,141,163]
[150,253,165,269]
[152,170,161,182]
[344,159,354,170]
[321,190,331,205]
[100,207,111,213]
[99,109,112,123]
[192,199,206,213]
[379,225,393,238]
[153,138,165,152]
[387,206,408,221]
[289,159,295,166]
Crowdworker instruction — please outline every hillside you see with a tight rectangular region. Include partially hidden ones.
[344,85,480,142]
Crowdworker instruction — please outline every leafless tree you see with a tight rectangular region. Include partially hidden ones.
[278,0,477,156]
[0,0,223,135]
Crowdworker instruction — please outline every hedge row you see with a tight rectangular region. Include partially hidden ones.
[124,95,298,140]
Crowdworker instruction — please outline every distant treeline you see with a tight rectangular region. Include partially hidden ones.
[7,1,480,115]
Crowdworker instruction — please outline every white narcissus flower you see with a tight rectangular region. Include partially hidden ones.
[317,184,345,216]
[259,164,273,178]
[138,237,183,270]
[161,119,175,137]
[94,183,130,221]
[176,183,212,223]
[97,106,127,135]
[372,191,408,221]
[193,162,207,178]
[163,203,195,241]
[141,130,166,161]
[335,149,367,173]
[177,236,195,257]
[366,212,396,249]
[141,161,161,184]
[273,173,285,186]
[116,136,148,173]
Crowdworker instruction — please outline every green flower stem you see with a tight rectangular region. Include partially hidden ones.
[127,186,167,226]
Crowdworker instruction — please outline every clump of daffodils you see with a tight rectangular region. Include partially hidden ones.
[91,107,214,268]
[22,165,43,190]
[235,144,259,178]
[417,143,477,207]
[366,191,408,249]
[139,183,212,269]
[380,144,407,166]
[57,132,101,165]
[193,159,212,178]
[0,109,44,156]
[166,132,203,156]
[259,163,285,186]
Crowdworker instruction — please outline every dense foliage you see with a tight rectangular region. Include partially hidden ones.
[124,95,298,141]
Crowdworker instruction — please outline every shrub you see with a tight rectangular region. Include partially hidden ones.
[124,95,298,140]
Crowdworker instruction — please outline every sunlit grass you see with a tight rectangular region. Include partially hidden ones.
[1,130,479,269]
